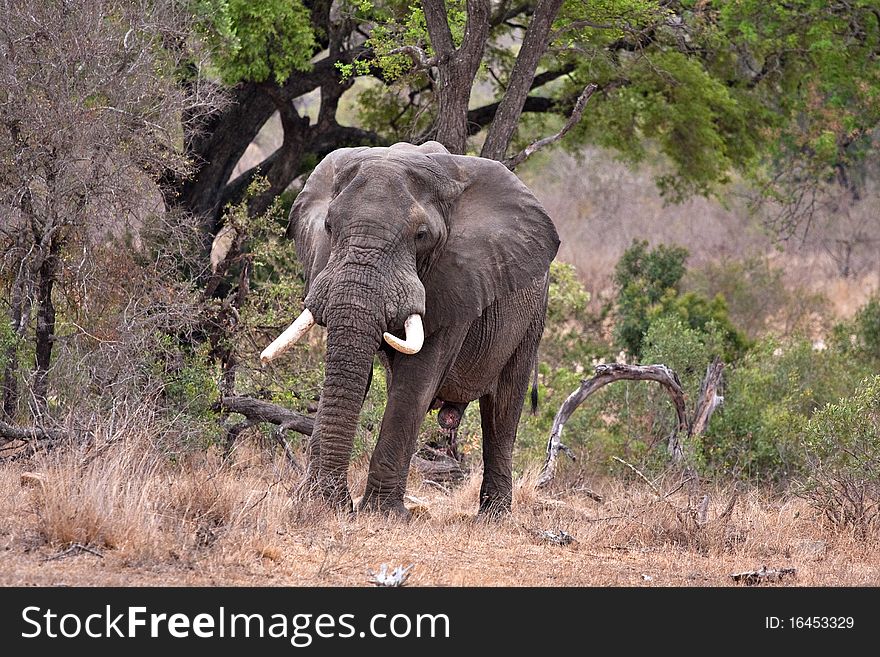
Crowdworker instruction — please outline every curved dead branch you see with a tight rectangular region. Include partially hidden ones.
[537,363,691,488]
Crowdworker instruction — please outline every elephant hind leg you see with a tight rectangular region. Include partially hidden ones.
[478,315,545,516]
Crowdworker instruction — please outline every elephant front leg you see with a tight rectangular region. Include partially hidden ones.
[359,385,435,517]
[359,328,466,517]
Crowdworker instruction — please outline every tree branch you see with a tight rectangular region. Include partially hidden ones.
[691,358,724,436]
[536,363,689,489]
[217,395,315,436]
[490,1,534,27]
[0,419,71,444]
[467,95,555,135]
[422,0,455,56]
[387,45,438,70]
[504,82,597,170]
[480,0,565,160]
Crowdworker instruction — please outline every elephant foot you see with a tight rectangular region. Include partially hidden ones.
[358,489,411,521]
[299,471,353,512]
[478,494,512,518]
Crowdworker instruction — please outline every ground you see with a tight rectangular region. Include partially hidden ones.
[1,439,877,587]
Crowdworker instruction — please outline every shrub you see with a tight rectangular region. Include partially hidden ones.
[542,260,605,368]
[798,376,880,536]
[853,295,880,362]
[613,240,688,359]
[704,337,873,482]
[613,240,748,361]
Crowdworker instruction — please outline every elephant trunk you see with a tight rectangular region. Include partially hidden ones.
[307,280,384,507]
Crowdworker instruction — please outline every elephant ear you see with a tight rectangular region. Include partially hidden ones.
[286,147,368,292]
[423,155,560,331]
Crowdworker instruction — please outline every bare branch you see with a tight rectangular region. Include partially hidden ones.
[217,395,315,436]
[504,83,597,170]
[612,456,663,498]
[691,358,724,437]
[480,0,565,160]
[387,45,437,70]
[537,363,688,488]
[0,419,72,444]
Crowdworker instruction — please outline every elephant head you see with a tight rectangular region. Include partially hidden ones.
[261,141,559,507]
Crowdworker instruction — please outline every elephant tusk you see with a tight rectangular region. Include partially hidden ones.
[383,314,424,355]
[260,308,315,364]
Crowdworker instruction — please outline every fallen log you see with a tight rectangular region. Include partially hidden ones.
[0,419,71,444]
[730,566,796,585]
[217,395,315,435]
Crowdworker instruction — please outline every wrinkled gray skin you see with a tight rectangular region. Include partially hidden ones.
[288,141,560,517]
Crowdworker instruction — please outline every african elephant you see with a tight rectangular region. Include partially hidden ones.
[261,141,560,517]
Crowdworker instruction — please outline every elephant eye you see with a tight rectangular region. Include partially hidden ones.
[324,219,332,235]
[415,224,428,240]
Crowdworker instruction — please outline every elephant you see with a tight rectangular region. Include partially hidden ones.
[261,141,560,517]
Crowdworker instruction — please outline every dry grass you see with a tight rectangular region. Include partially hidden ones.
[2,430,879,587]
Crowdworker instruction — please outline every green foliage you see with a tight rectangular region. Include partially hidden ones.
[853,295,880,362]
[798,375,880,534]
[542,261,604,367]
[705,337,873,481]
[643,314,723,395]
[662,292,751,363]
[613,240,688,358]
[613,241,749,361]
[194,0,315,84]
[576,48,761,201]
[153,334,219,417]
[0,320,17,374]
[717,1,880,195]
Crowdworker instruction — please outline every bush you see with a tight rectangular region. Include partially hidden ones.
[853,295,880,362]
[704,337,873,482]
[613,240,748,361]
[798,376,880,536]
[613,240,688,359]
[542,260,604,368]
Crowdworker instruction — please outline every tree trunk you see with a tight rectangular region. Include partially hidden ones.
[424,0,490,154]
[2,270,26,421]
[480,0,564,161]
[32,235,60,418]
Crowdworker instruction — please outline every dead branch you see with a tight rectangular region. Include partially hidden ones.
[43,543,104,562]
[386,45,439,70]
[217,395,315,436]
[411,453,464,482]
[0,419,71,444]
[695,494,710,526]
[537,363,688,489]
[691,358,724,436]
[612,455,663,498]
[538,360,726,489]
[729,566,797,585]
[504,83,597,170]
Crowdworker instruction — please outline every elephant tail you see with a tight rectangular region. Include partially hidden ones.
[530,360,539,415]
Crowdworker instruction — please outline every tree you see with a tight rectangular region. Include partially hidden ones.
[0,0,217,420]
[714,1,880,238]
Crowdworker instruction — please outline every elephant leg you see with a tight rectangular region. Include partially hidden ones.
[478,317,545,516]
[360,327,468,517]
